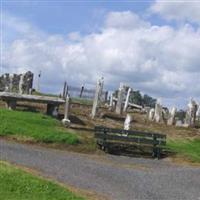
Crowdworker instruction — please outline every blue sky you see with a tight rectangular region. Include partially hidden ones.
[3,1,153,34]
[2,1,200,109]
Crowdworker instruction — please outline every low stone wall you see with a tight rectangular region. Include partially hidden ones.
[0,71,34,94]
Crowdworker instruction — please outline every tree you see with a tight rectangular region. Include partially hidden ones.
[129,90,143,105]
[143,94,156,108]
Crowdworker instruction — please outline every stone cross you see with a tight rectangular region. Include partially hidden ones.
[62,94,71,127]
[91,77,104,119]
[153,101,163,123]
[116,83,125,115]
[167,107,177,125]
[124,114,133,130]
[123,87,132,112]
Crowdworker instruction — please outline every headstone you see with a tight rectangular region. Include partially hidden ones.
[153,101,163,123]
[62,95,71,127]
[91,77,104,119]
[19,74,24,94]
[167,107,177,125]
[9,74,13,92]
[116,83,125,115]
[196,104,200,122]
[104,91,108,102]
[148,108,155,121]
[109,93,114,111]
[123,87,131,112]
[124,114,133,130]
[162,107,169,121]
[185,99,198,127]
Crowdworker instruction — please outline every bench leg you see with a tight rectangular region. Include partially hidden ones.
[152,147,161,159]
[6,100,16,110]
[157,148,161,159]
[47,104,59,117]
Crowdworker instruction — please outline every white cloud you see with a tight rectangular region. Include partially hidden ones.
[2,10,200,108]
[151,1,200,24]
[105,11,150,29]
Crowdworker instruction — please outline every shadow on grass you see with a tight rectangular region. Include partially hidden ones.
[70,126,94,132]
[101,113,125,122]
[15,105,40,113]
[58,114,86,126]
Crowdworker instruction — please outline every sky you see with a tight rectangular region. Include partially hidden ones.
[1,0,200,109]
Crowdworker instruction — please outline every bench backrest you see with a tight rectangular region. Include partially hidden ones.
[95,126,166,146]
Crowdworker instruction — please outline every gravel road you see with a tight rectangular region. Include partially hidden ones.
[0,139,200,200]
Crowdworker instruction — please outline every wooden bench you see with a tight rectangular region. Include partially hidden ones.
[0,92,65,117]
[94,126,166,159]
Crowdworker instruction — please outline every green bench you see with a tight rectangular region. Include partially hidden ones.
[94,126,166,159]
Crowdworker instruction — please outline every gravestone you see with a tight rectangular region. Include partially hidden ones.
[185,99,198,127]
[124,114,133,130]
[109,93,114,111]
[19,74,25,94]
[167,107,177,125]
[116,83,125,115]
[123,87,131,112]
[153,101,163,123]
[196,105,200,122]
[148,108,155,121]
[91,77,104,119]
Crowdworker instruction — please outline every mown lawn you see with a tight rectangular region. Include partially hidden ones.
[167,139,200,163]
[0,162,84,200]
[0,109,78,144]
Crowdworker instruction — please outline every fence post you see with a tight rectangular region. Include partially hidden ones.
[62,81,67,99]
[152,135,158,158]
[79,84,84,98]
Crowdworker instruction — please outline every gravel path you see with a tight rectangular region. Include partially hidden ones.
[0,139,200,200]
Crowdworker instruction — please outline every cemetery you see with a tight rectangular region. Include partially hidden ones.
[2,2,200,199]
[0,71,200,162]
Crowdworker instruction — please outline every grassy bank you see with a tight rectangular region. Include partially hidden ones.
[0,109,78,144]
[167,139,200,163]
[0,162,84,200]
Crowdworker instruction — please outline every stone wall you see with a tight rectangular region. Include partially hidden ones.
[0,71,34,94]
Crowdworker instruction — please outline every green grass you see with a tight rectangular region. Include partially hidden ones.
[32,91,93,106]
[71,97,93,106]
[0,162,84,200]
[0,109,78,144]
[167,139,200,162]
[32,91,59,98]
